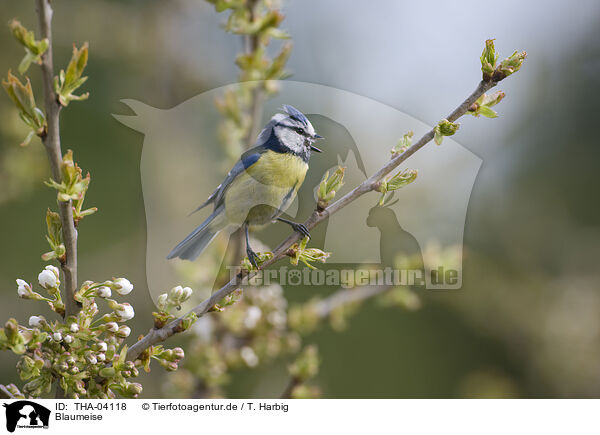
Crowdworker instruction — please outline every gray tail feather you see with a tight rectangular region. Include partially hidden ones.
[167,206,226,261]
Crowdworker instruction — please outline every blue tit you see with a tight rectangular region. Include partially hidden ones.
[167,105,323,267]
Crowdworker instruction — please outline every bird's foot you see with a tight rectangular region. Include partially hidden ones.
[246,247,260,269]
[291,222,311,239]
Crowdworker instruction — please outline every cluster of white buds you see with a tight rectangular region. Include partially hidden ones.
[157,285,193,312]
[169,285,193,304]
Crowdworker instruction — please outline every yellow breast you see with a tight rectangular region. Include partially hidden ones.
[245,150,308,188]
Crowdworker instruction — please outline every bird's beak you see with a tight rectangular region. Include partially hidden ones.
[310,133,323,152]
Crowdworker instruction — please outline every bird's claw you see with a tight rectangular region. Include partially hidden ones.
[292,223,311,239]
[246,248,260,269]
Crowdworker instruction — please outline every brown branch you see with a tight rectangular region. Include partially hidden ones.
[125,77,498,362]
[35,0,79,318]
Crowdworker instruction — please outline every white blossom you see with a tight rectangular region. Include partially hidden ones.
[97,286,111,298]
[117,325,131,338]
[240,346,259,367]
[116,303,135,321]
[105,322,119,332]
[114,278,133,295]
[28,316,43,327]
[16,279,30,298]
[267,310,287,328]
[70,323,79,333]
[97,342,108,352]
[64,335,73,344]
[53,332,62,342]
[169,285,184,301]
[45,265,59,276]
[244,306,262,329]
[86,354,97,364]
[96,353,106,362]
[157,293,168,310]
[38,267,58,289]
[181,287,193,301]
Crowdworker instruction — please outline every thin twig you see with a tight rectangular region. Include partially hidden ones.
[243,0,263,147]
[35,0,79,318]
[125,78,497,362]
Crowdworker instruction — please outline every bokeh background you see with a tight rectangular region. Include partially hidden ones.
[1,0,600,398]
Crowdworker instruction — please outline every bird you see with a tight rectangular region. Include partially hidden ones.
[167,105,323,268]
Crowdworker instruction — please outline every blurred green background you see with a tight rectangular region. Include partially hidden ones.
[1,0,599,398]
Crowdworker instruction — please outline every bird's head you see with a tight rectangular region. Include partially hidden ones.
[272,105,323,156]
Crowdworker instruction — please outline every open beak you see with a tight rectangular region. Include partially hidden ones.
[310,134,324,152]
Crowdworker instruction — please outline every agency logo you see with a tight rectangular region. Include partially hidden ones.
[2,401,50,432]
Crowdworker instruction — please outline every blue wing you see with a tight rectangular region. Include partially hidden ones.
[189,122,280,215]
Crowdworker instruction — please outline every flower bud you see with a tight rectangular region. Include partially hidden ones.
[53,332,62,342]
[97,353,106,362]
[116,303,135,321]
[97,286,111,298]
[86,353,97,364]
[28,315,45,327]
[173,347,185,360]
[16,279,32,298]
[105,322,119,333]
[116,325,131,338]
[126,382,143,396]
[64,335,73,344]
[169,285,184,302]
[157,293,168,310]
[38,267,59,289]
[181,286,192,301]
[97,341,108,352]
[70,323,79,333]
[113,278,133,295]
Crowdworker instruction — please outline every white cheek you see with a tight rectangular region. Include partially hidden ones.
[278,129,305,153]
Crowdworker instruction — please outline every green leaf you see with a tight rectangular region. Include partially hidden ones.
[9,19,48,73]
[478,105,498,118]
[480,39,498,80]
[55,42,89,106]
